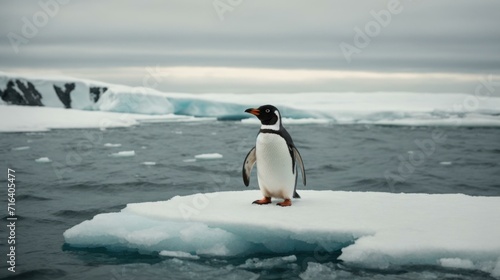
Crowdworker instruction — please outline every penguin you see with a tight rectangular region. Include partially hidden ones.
[242,105,306,207]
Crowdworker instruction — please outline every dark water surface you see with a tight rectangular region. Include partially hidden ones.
[1,122,499,279]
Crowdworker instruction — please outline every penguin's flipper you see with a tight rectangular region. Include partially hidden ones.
[292,147,306,186]
[242,146,257,187]
[293,171,301,198]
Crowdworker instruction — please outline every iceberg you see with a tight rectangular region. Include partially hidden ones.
[63,190,500,277]
[2,71,500,132]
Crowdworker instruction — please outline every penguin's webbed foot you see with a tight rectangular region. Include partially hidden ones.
[252,197,272,205]
[277,199,292,207]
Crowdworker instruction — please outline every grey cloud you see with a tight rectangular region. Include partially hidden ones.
[1,0,499,92]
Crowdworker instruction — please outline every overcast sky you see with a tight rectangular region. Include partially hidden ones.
[1,0,500,93]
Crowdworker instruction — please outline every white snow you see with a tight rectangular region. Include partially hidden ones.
[63,190,500,277]
[194,153,223,160]
[141,162,156,166]
[104,143,122,147]
[0,105,212,132]
[12,146,30,151]
[35,157,51,163]
[109,150,135,157]
[0,105,132,132]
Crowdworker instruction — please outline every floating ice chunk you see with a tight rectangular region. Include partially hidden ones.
[173,131,183,135]
[141,162,156,166]
[110,151,135,157]
[12,146,30,151]
[35,157,51,163]
[194,153,223,160]
[63,190,500,278]
[159,250,200,260]
[440,161,452,165]
[104,143,122,147]
[183,159,196,163]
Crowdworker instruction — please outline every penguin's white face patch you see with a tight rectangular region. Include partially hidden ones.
[260,110,281,131]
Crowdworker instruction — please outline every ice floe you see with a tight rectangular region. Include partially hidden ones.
[104,143,122,147]
[35,157,51,163]
[12,146,30,151]
[109,151,135,157]
[63,190,500,277]
[194,153,223,160]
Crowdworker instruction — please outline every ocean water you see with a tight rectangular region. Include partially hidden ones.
[1,121,499,279]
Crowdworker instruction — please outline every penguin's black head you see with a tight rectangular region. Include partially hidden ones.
[245,104,280,126]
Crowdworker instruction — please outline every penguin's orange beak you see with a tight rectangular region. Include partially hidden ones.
[245,108,260,116]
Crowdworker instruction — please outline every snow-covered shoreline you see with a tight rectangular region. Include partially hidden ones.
[2,71,500,132]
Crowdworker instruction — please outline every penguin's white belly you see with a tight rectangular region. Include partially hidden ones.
[255,133,295,199]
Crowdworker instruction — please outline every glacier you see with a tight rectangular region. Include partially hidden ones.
[63,190,500,278]
[2,71,500,132]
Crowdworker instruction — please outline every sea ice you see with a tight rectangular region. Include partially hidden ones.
[12,146,30,151]
[141,162,156,166]
[35,157,51,163]
[104,143,122,147]
[110,151,135,157]
[194,153,223,160]
[0,105,139,132]
[63,190,500,277]
[2,72,500,132]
